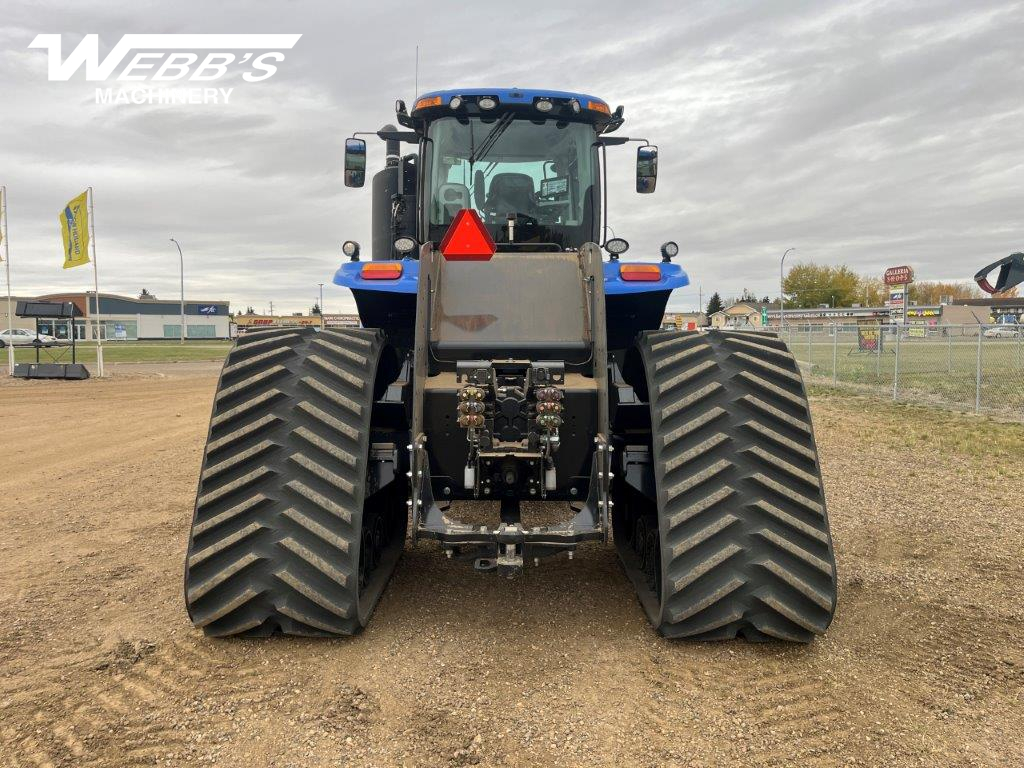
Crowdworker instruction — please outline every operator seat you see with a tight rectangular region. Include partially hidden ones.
[485,172,536,217]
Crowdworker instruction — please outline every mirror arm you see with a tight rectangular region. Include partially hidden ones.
[597,137,649,147]
[377,129,420,143]
[349,130,420,143]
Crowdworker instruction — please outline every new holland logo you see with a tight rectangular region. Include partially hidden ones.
[29,34,301,105]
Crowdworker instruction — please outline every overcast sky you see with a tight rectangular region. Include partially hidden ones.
[2,0,1022,314]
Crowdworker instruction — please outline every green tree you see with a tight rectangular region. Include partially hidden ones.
[784,263,861,308]
[311,303,322,316]
[706,292,724,315]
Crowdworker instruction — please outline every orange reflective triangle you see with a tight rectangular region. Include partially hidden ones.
[439,209,495,261]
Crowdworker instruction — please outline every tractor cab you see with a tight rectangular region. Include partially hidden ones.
[414,89,621,251]
[342,88,658,257]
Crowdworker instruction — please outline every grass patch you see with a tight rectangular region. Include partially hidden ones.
[811,387,1024,466]
[792,334,1024,419]
[9,340,232,364]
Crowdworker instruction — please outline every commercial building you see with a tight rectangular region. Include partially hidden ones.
[702,299,1003,331]
[768,302,994,329]
[232,313,361,332]
[1,292,230,340]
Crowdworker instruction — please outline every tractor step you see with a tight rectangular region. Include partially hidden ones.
[616,329,838,641]
[184,327,407,637]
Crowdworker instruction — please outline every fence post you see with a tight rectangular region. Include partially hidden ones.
[875,323,881,379]
[893,326,901,401]
[832,323,838,385]
[976,327,983,414]
[947,328,953,374]
[807,324,812,370]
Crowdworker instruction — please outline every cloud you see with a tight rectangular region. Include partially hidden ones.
[1,0,1022,315]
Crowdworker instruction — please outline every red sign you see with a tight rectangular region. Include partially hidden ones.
[884,265,914,286]
[439,209,495,261]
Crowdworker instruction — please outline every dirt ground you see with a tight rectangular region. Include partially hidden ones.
[1,364,1021,767]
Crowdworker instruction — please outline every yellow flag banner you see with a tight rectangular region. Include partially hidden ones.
[60,191,90,269]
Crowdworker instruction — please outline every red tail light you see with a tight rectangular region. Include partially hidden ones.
[620,265,661,282]
[361,263,403,280]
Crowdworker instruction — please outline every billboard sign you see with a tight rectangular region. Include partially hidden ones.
[889,287,905,322]
[322,314,361,328]
[884,265,914,286]
[857,326,882,353]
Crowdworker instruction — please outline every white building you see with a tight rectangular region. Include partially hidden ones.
[1,292,231,340]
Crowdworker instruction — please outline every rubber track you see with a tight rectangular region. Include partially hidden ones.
[635,329,837,641]
[184,327,391,637]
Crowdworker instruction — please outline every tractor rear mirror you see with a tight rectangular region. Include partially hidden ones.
[636,145,658,193]
[344,138,367,188]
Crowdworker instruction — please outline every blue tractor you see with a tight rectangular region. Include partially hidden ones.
[184,88,837,641]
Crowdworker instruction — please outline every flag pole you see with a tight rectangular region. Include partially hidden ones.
[2,186,14,376]
[88,186,104,377]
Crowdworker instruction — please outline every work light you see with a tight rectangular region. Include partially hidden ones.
[478,96,497,110]
[342,240,360,260]
[605,238,630,257]
[394,236,418,254]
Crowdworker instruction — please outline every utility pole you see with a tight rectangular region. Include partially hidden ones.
[2,186,14,376]
[780,247,795,330]
[170,238,184,344]
[318,282,324,328]
[269,300,274,317]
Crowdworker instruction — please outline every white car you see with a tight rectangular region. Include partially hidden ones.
[983,325,1020,338]
[0,328,58,347]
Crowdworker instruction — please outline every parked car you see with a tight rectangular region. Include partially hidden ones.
[983,325,1020,338]
[0,328,58,347]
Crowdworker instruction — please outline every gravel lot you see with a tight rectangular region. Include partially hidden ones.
[1,365,1021,767]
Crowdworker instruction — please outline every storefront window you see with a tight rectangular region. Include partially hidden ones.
[101,320,137,340]
[187,324,215,338]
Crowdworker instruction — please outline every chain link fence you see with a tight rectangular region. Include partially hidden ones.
[760,323,1024,420]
